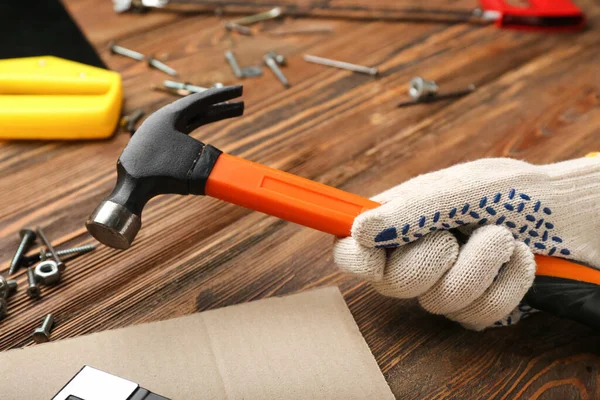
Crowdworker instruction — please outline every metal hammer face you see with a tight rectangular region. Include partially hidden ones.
[86,86,244,249]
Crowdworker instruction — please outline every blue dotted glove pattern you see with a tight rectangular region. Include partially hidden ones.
[373,188,571,257]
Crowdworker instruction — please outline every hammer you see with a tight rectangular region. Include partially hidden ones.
[87,86,600,330]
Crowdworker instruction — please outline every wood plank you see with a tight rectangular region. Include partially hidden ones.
[1,0,599,398]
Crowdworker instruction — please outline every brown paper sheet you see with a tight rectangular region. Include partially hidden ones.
[0,287,394,399]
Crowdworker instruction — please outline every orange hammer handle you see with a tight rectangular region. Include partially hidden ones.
[206,153,598,286]
[206,153,379,237]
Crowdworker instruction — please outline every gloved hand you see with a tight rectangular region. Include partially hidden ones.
[334,156,600,330]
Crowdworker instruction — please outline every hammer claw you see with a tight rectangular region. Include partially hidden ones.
[186,101,244,133]
[158,85,243,133]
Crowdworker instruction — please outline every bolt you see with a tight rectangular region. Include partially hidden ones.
[266,51,286,66]
[303,54,378,76]
[230,7,282,26]
[122,109,145,135]
[26,267,41,299]
[240,66,263,78]
[409,77,439,100]
[36,227,65,272]
[147,56,179,77]
[8,228,37,275]
[264,52,290,88]
[0,298,6,320]
[0,276,16,320]
[224,22,253,36]
[0,275,16,298]
[32,314,54,344]
[225,51,243,79]
[108,41,146,61]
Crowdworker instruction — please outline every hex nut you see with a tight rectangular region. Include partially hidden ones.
[34,260,61,285]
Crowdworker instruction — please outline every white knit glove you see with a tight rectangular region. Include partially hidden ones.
[334,156,600,330]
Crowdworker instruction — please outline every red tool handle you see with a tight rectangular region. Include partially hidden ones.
[479,0,585,31]
[206,153,600,329]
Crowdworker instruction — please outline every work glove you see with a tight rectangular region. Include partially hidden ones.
[334,156,600,330]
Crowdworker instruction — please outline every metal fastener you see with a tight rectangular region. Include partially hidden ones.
[264,51,289,88]
[34,260,62,286]
[230,7,282,26]
[26,267,41,299]
[397,79,476,107]
[8,228,37,275]
[36,227,65,272]
[155,81,224,96]
[0,275,17,319]
[147,56,179,77]
[240,66,263,78]
[0,275,17,299]
[108,41,146,61]
[224,22,253,36]
[164,80,209,94]
[26,244,95,266]
[409,77,439,100]
[121,109,145,135]
[0,298,6,320]
[32,314,54,344]
[225,50,244,79]
[303,54,378,76]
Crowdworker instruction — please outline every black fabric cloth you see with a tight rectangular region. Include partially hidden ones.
[0,0,105,68]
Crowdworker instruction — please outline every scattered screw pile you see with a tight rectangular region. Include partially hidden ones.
[1,227,96,342]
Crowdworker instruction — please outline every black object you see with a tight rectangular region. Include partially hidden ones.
[0,0,105,68]
[526,276,600,331]
[450,228,600,331]
[54,366,169,400]
[86,86,243,249]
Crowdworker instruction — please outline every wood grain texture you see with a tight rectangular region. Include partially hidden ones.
[1,0,600,398]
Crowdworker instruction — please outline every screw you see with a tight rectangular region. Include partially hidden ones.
[8,228,37,275]
[0,298,6,320]
[147,56,179,77]
[24,244,95,267]
[32,314,54,344]
[0,275,17,320]
[223,22,253,36]
[303,54,378,76]
[230,7,282,26]
[122,109,145,135]
[225,51,244,79]
[108,41,146,61]
[264,52,290,88]
[0,276,17,298]
[36,227,65,272]
[26,267,41,299]
[409,77,439,100]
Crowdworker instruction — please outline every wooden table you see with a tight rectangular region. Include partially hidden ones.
[1,0,600,398]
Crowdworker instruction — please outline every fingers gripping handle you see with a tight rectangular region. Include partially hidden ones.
[205,157,600,329]
[205,153,379,237]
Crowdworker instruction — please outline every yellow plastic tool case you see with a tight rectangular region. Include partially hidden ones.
[0,56,122,140]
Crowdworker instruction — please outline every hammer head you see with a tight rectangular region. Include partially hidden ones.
[86,86,244,249]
